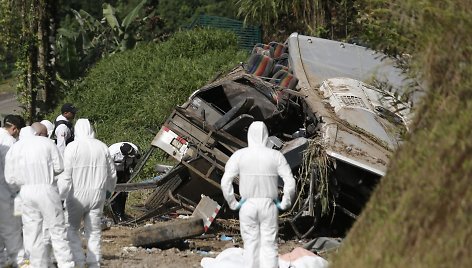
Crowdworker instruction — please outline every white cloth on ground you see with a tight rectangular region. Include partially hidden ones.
[201,247,328,268]
[59,118,117,268]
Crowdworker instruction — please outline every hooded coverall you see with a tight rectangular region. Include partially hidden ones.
[59,119,117,268]
[40,120,54,139]
[4,126,74,268]
[0,127,25,267]
[54,114,73,155]
[221,121,296,268]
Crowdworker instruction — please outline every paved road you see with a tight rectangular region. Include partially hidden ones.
[0,92,22,123]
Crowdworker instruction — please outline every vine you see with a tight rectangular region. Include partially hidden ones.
[0,0,20,79]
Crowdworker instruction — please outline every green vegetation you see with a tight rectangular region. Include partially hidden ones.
[0,0,241,121]
[157,0,238,34]
[332,0,472,267]
[50,28,247,176]
[0,0,19,81]
[236,0,360,41]
[56,0,149,80]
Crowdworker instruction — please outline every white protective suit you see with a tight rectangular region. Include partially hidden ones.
[4,126,74,268]
[40,119,54,138]
[0,127,25,267]
[59,119,117,268]
[54,114,72,155]
[221,121,296,268]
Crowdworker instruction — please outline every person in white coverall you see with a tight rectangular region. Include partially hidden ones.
[59,119,117,268]
[5,124,75,268]
[40,119,54,138]
[221,121,296,268]
[39,120,59,265]
[0,115,26,267]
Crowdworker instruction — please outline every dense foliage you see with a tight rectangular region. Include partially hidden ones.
[48,29,247,174]
[333,0,472,267]
[56,0,150,80]
[236,0,360,42]
[0,0,19,80]
[157,0,237,34]
[0,0,240,121]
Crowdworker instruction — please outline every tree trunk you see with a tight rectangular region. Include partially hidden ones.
[313,0,326,34]
[20,0,39,123]
[37,0,47,110]
[46,0,57,110]
[29,1,39,123]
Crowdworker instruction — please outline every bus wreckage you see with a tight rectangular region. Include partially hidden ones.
[116,33,412,240]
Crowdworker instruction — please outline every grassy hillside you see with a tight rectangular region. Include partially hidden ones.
[50,29,247,176]
[333,1,472,267]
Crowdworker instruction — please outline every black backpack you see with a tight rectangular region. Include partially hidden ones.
[52,120,75,144]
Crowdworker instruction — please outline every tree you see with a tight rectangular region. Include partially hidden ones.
[55,0,150,80]
[1,0,59,122]
[157,0,238,34]
[0,0,21,80]
[16,0,39,122]
[235,0,359,41]
[37,0,60,111]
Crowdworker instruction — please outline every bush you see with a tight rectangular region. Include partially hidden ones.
[51,28,247,179]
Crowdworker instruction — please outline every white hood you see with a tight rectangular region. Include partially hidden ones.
[247,121,269,148]
[74,119,95,139]
[19,126,36,139]
[40,120,54,138]
[57,119,116,199]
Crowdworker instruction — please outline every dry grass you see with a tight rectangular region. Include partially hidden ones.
[296,138,332,215]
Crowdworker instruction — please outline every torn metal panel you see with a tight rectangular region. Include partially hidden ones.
[287,33,408,92]
[191,195,221,232]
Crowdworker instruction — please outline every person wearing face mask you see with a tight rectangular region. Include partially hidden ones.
[221,121,296,268]
[59,119,117,268]
[0,114,26,267]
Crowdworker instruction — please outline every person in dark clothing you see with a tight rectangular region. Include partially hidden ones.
[108,142,140,221]
[53,103,77,155]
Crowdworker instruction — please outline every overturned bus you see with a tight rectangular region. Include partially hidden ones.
[138,33,411,237]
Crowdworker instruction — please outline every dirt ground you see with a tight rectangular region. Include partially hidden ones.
[100,191,313,267]
[101,223,304,268]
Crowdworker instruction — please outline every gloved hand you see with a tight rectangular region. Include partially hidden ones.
[273,199,283,210]
[235,198,246,210]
